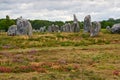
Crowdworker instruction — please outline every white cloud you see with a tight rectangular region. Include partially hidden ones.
[0,0,120,21]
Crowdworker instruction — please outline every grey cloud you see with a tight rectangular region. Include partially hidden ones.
[0,0,120,21]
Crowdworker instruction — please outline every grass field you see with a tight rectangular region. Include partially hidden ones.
[0,30,120,80]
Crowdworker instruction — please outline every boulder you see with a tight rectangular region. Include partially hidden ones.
[84,15,92,32]
[110,24,120,33]
[16,17,32,36]
[7,25,17,36]
[90,21,101,37]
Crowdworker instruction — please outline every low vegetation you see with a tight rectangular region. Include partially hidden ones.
[0,30,120,80]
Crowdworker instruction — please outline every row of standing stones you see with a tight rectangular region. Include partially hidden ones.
[7,15,120,37]
[47,14,80,33]
[7,17,32,37]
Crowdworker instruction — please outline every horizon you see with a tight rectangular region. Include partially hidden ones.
[0,0,120,21]
[0,15,117,22]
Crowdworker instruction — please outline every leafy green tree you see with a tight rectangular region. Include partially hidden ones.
[53,21,64,27]
[100,18,115,28]
[0,15,15,31]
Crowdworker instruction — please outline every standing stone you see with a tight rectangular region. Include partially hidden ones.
[52,24,55,32]
[60,23,71,32]
[16,17,32,36]
[68,23,72,32]
[71,23,75,32]
[71,14,80,32]
[51,24,56,32]
[47,24,59,32]
[110,24,120,33]
[7,25,17,36]
[51,24,55,32]
[65,23,72,32]
[73,14,78,22]
[84,15,92,32]
[61,25,66,32]
[60,14,79,32]
[106,26,111,31]
[48,25,52,32]
[64,23,69,32]
[40,26,46,32]
[33,29,37,32]
[54,25,59,32]
[90,21,101,37]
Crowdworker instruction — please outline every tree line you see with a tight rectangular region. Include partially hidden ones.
[0,15,120,31]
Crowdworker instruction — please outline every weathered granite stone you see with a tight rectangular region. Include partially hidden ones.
[7,25,17,36]
[60,23,71,32]
[40,26,46,32]
[106,26,111,31]
[16,17,32,36]
[68,23,72,32]
[71,14,80,32]
[73,14,78,22]
[64,23,68,32]
[60,25,66,32]
[84,15,92,32]
[108,24,120,33]
[51,24,55,32]
[71,23,75,32]
[32,29,37,32]
[65,23,72,32]
[48,24,59,32]
[90,21,101,37]
[59,14,80,32]
[48,25,52,32]
[54,25,59,32]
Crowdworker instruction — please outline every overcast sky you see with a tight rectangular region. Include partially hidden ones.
[0,0,120,21]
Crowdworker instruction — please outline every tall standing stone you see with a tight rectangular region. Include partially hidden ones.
[84,15,92,32]
[16,17,33,36]
[71,14,80,32]
[90,21,101,37]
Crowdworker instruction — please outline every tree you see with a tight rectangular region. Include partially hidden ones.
[0,15,15,31]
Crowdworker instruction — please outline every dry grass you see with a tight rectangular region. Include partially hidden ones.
[0,29,120,80]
